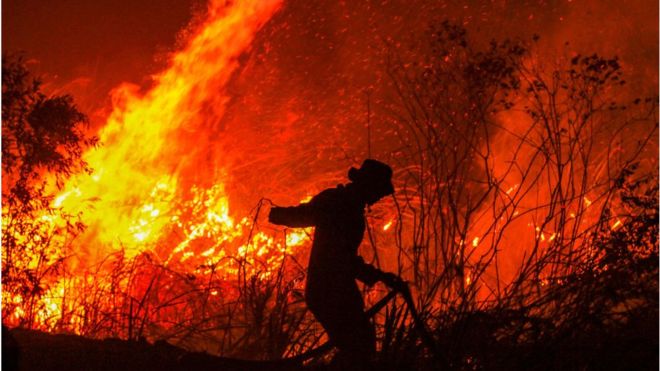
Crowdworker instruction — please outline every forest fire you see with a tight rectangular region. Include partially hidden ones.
[3,0,306,333]
[50,0,283,255]
[2,0,658,368]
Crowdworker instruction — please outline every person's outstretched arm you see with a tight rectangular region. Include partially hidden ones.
[268,201,316,228]
[269,189,335,228]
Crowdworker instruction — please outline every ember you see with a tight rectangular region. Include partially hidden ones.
[2,0,657,368]
[3,0,307,338]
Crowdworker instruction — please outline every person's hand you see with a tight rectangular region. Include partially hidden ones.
[380,272,407,292]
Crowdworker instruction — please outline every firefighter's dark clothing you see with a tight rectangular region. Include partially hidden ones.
[269,160,395,369]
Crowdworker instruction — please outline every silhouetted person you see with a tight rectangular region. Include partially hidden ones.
[269,159,401,370]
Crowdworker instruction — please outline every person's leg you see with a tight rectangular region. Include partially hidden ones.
[330,310,375,371]
[308,282,375,370]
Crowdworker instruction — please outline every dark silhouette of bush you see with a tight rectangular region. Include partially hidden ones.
[2,55,97,329]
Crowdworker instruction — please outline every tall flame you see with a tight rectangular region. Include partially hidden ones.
[55,0,282,261]
[4,0,316,334]
[5,0,656,339]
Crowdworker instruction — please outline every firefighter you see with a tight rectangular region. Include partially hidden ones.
[268,159,403,370]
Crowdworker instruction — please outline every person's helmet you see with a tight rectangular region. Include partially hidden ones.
[348,159,395,196]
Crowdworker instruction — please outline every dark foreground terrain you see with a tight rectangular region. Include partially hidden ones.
[2,327,322,371]
[3,319,659,371]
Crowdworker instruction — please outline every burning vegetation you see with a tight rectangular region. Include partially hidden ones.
[2,0,658,369]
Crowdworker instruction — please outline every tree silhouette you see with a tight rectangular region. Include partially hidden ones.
[2,55,97,328]
[378,21,657,369]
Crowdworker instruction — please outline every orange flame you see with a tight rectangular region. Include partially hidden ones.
[55,0,283,261]
[6,0,299,332]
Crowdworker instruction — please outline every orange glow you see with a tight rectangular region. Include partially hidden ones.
[3,0,655,341]
[4,0,294,332]
[54,0,283,257]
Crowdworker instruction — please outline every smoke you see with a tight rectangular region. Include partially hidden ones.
[206,0,657,280]
[6,0,655,195]
[2,0,204,124]
[5,0,657,278]
[205,0,657,204]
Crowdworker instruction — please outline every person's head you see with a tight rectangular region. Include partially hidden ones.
[348,159,395,205]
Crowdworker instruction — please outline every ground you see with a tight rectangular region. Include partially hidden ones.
[2,327,321,371]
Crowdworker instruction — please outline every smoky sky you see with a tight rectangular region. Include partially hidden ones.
[4,0,656,106]
[3,0,657,271]
[211,0,658,207]
[5,0,656,210]
[2,0,201,118]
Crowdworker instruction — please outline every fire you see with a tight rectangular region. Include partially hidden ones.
[3,0,304,332]
[54,0,283,258]
[3,0,655,348]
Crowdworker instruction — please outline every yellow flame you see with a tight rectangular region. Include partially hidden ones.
[6,0,293,332]
[52,0,283,260]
